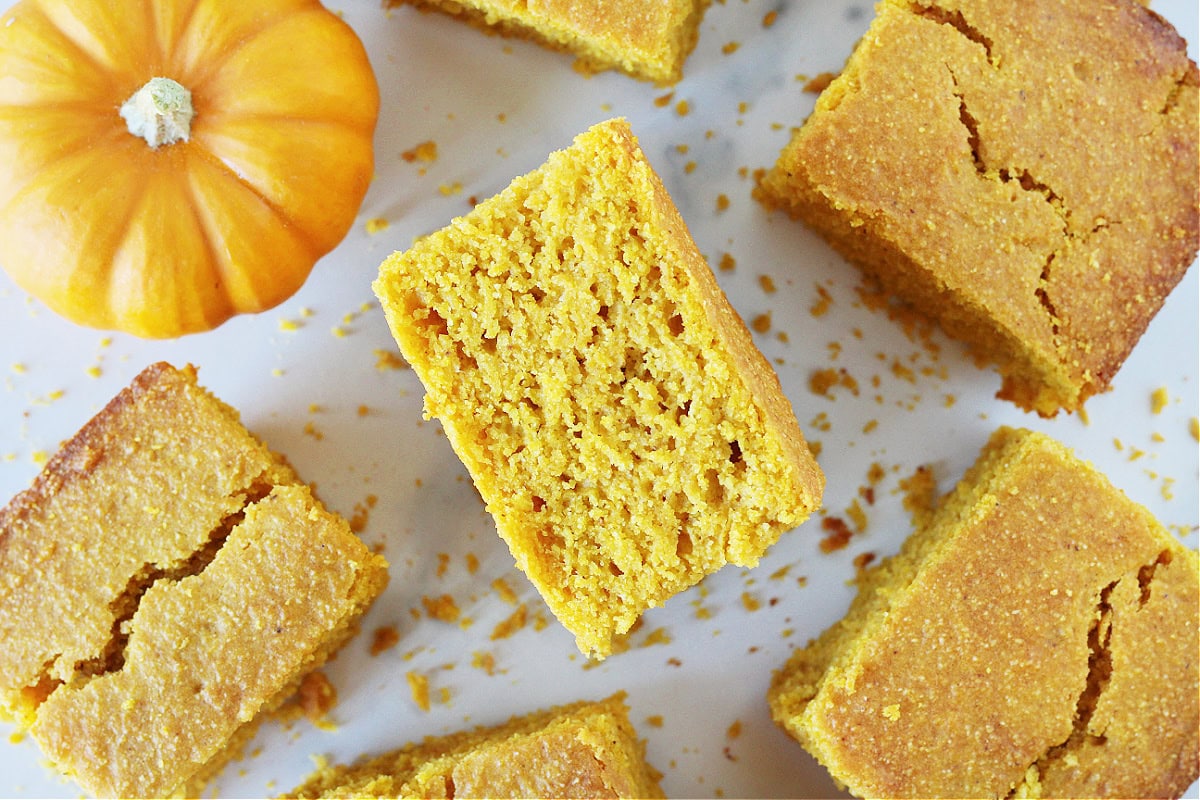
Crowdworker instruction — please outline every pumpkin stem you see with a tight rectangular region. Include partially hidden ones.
[120,77,194,148]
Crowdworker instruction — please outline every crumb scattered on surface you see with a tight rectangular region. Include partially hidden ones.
[401,140,438,163]
[365,217,389,235]
[369,625,401,656]
[406,671,430,712]
[490,603,528,640]
[819,516,853,553]
[422,594,461,623]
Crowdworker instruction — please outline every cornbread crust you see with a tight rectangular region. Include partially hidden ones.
[0,363,389,798]
[374,118,823,659]
[386,0,709,85]
[768,427,1199,798]
[288,693,664,798]
[759,0,1199,415]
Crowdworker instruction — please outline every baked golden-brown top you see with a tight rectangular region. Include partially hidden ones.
[769,427,1199,798]
[388,0,709,84]
[375,118,823,659]
[288,693,664,798]
[760,0,1199,415]
[0,362,388,798]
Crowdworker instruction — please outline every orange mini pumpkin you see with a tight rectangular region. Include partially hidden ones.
[0,0,379,337]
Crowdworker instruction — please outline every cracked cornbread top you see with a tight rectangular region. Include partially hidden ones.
[768,427,1199,798]
[760,0,1199,415]
[0,363,388,797]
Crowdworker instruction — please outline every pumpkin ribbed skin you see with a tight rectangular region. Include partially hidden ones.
[0,0,379,337]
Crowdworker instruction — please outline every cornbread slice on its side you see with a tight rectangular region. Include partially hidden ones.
[769,427,1199,798]
[0,362,389,798]
[759,0,1199,416]
[288,693,664,798]
[386,0,709,85]
[375,118,823,659]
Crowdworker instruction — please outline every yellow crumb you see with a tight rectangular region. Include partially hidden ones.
[741,592,761,612]
[654,91,674,108]
[406,671,430,712]
[727,720,743,739]
[374,349,408,371]
[401,140,438,163]
[439,182,463,196]
[1151,387,1169,414]
[751,312,772,333]
[640,627,672,647]
[369,625,401,656]
[715,193,730,212]
[491,603,528,640]
[365,217,390,235]
[810,285,833,317]
[491,577,518,605]
[718,253,736,272]
[721,41,740,55]
[675,99,691,116]
[762,10,778,27]
[645,715,664,728]
[882,703,901,721]
[86,365,102,379]
[422,594,461,622]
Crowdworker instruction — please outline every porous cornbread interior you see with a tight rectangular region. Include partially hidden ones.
[288,693,664,798]
[0,362,389,798]
[385,0,709,85]
[759,0,1199,416]
[768,427,1200,798]
[374,118,823,659]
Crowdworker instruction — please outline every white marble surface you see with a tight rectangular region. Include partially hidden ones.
[0,0,1196,797]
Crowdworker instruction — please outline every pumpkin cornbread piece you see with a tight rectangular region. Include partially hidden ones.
[768,427,1200,798]
[374,118,823,659]
[759,0,1199,416]
[386,0,709,84]
[0,362,389,798]
[288,693,664,798]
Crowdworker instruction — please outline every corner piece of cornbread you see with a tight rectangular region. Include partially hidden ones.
[768,426,1199,798]
[386,0,710,85]
[288,693,664,798]
[374,117,824,659]
[759,0,1199,416]
[0,362,389,798]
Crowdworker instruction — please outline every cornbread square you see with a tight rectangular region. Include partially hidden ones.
[0,362,389,798]
[759,0,1199,416]
[387,0,709,84]
[768,427,1199,798]
[375,118,823,659]
[289,693,664,798]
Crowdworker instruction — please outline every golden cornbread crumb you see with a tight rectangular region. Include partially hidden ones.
[369,625,401,657]
[373,118,823,659]
[406,671,431,712]
[0,363,388,798]
[387,0,709,85]
[769,427,1199,798]
[759,0,1199,416]
[287,694,664,799]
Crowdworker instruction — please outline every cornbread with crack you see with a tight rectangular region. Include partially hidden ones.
[759,0,1199,416]
[768,427,1199,798]
[0,362,389,798]
[385,0,710,84]
[374,118,824,659]
[288,693,664,798]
